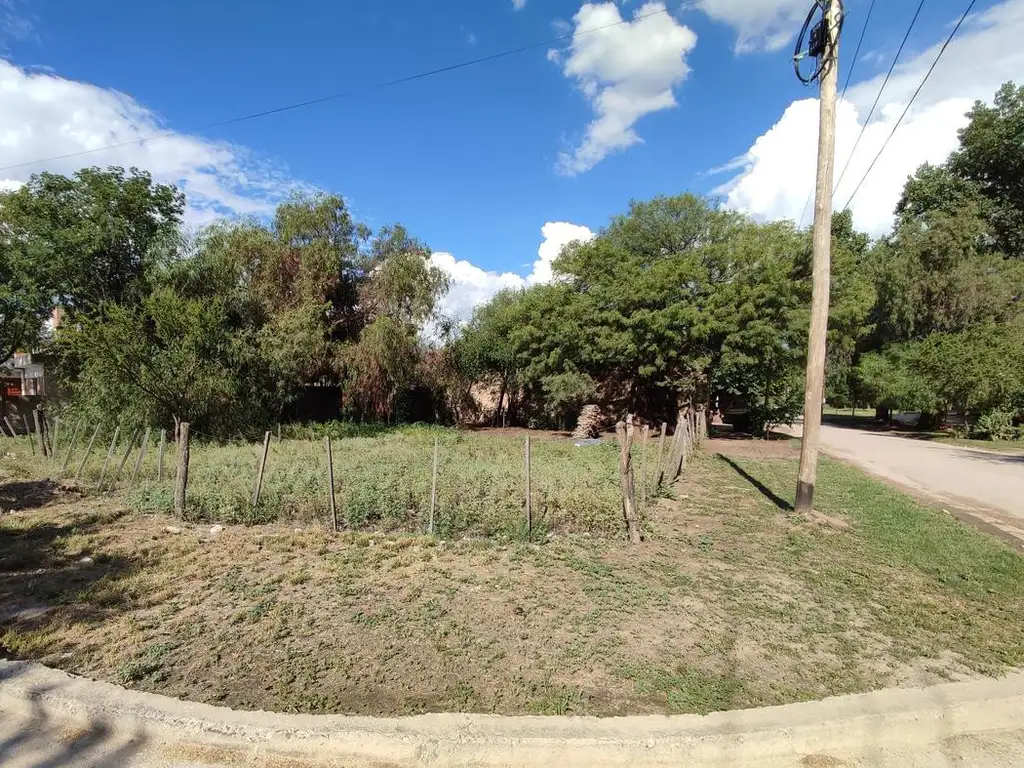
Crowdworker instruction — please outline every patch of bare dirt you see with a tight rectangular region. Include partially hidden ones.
[704,438,798,459]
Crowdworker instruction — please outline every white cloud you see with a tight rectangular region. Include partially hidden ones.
[512,0,527,10]
[715,0,1024,235]
[0,59,308,225]
[430,222,595,324]
[695,0,808,53]
[552,2,697,175]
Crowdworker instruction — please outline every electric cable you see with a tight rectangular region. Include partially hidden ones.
[0,5,672,174]
[831,0,927,199]
[843,0,977,209]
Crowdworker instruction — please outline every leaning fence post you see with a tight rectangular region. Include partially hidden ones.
[654,422,668,489]
[616,421,642,544]
[97,425,121,490]
[639,424,650,511]
[75,423,102,484]
[524,434,532,535]
[33,410,48,458]
[666,411,685,482]
[128,427,152,492]
[174,423,190,518]
[157,429,167,482]
[22,414,35,455]
[429,437,440,535]
[325,436,338,532]
[3,416,17,440]
[60,419,83,476]
[108,428,139,490]
[252,431,271,508]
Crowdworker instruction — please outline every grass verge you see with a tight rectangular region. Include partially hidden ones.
[1,443,1021,717]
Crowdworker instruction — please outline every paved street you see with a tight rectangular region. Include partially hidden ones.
[787,422,1024,542]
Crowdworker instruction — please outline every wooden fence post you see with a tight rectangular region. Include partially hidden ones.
[59,419,83,476]
[157,429,167,482]
[654,422,668,489]
[616,421,642,544]
[252,431,271,508]
[33,410,48,458]
[75,423,102,484]
[524,434,532,535]
[97,425,121,490]
[429,437,439,535]
[639,424,650,511]
[174,423,190,518]
[325,436,337,532]
[128,427,152,492]
[108,429,139,490]
[22,414,35,455]
[3,416,17,440]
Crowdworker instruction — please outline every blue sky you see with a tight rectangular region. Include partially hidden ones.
[2,0,1023,321]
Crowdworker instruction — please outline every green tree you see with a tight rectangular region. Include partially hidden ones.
[0,167,184,315]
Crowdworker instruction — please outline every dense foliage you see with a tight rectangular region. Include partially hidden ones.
[2,172,450,435]
[4,83,1024,442]
[455,83,1024,439]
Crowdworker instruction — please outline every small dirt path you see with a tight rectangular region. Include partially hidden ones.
[784,422,1024,544]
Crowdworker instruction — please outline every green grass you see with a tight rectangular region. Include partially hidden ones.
[715,455,1024,674]
[931,436,1024,453]
[4,438,1023,718]
[7,425,624,540]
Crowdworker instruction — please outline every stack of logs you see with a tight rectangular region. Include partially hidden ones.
[571,404,604,440]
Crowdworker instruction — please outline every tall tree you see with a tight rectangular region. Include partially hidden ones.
[0,167,184,315]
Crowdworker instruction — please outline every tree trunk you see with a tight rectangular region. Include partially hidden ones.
[875,407,891,424]
[494,378,507,427]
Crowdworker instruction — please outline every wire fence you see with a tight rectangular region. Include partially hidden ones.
[2,409,707,543]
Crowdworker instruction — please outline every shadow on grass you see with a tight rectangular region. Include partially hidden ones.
[0,480,63,512]
[0,508,141,644]
[717,456,794,512]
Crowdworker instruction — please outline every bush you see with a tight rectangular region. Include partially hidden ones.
[971,410,1022,442]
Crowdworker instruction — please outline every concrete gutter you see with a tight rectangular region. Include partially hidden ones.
[3,659,1024,766]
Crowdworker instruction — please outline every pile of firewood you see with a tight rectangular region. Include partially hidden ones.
[571,404,604,439]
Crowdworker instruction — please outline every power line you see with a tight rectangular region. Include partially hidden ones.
[0,6,672,175]
[839,0,876,101]
[831,0,927,199]
[843,0,977,209]
[799,0,869,228]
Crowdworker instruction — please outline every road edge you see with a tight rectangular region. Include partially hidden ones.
[3,659,1024,765]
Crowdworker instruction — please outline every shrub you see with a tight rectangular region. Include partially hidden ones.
[971,410,1021,442]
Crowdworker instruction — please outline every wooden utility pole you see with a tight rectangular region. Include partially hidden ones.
[796,0,841,514]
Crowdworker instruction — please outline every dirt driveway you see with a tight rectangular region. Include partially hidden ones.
[785,422,1024,543]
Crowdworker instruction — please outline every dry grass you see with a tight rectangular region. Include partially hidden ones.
[1,438,1022,717]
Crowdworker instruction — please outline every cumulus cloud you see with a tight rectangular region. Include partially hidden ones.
[695,0,808,53]
[0,59,308,225]
[714,0,1024,235]
[552,2,696,175]
[430,222,595,325]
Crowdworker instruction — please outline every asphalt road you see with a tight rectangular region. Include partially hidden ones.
[788,422,1024,543]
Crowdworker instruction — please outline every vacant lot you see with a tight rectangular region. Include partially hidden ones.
[1,438,1022,717]
[6,426,625,538]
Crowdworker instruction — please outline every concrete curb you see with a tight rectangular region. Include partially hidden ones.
[3,659,1024,766]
